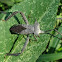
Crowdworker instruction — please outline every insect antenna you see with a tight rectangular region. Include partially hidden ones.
[45,32,62,40]
[44,28,62,40]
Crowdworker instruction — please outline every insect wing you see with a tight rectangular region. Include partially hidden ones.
[10,24,26,34]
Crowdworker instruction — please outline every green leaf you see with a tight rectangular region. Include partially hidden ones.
[48,24,62,53]
[0,0,14,6]
[0,0,23,6]
[36,53,62,62]
[0,0,59,62]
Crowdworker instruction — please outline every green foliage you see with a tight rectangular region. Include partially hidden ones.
[0,0,60,62]
[36,53,62,62]
[0,3,5,10]
[0,0,23,6]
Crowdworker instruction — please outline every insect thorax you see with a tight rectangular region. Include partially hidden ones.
[34,21,41,35]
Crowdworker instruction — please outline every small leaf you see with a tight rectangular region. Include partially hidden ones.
[0,0,23,6]
[36,53,62,62]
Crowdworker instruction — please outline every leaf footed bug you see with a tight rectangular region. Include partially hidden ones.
[1,11,62,56]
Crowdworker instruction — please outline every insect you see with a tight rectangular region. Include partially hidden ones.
[1,11,62,56]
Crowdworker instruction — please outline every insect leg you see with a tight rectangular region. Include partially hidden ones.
[19,11,29,25]
[20,35,29,54]
[3,11,29,25]
[29,34,38,41]
[4,11,18,21]
[6,35,29,56]
[33,35,37,41]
